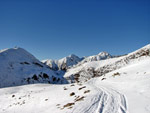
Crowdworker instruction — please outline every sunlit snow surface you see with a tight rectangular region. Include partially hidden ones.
[0,45,150,113]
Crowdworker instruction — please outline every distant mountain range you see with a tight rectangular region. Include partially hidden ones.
[0,44,149,88]
[0,44,150,113]
[42,51,112,71]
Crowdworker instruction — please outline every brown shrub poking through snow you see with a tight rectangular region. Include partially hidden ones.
[101,78,106,81]
[68,106,73,109]
[78,86,86,90]
[74,74,80,82]
[45,99,48,101]
[84,90,90,94]
[70,92,75,96]
[56,104,60,106]
[63,87,67,90]
[70,84,75,87]
[75,96,85,102]
[63,103,75,108]
[112,72,120,77]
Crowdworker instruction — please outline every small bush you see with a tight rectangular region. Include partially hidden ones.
[112,72,120,77]
[64,87,67,90]
[70,92,75,96]
[101,78,106,81]
[70,84,75,87]
[45,99,48,101]
[78,86,86,90]
[63,103,75,108]
[84,90,90,94]
[75,96,85,102]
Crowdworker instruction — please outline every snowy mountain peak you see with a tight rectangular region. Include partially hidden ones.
[78,51,112,64]
[68,54,78,58]
[0,45,150,113]
[43,54,81,71]
[0,47,37,63]
[0,47,66,88]
[97,51,112,59]
[64,44,150,83]
[98,51,109,56]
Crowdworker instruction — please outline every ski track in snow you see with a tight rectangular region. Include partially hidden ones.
[66,80,128,113]
[0,83,128,113]
[88,82,128,113]
[0,44,150,113]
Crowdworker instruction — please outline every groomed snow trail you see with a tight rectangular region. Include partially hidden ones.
[67,80,128,113]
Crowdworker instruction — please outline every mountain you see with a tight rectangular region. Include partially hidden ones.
[0,44,150,113]
[43,52,112,71]
[64,44,150,83]
[42,59,59,70]
[81,51,112,62]
[42,54,82,71]
[0,47,67,88]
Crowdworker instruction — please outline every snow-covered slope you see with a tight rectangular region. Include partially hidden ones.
[64,44,150,83]
[0,47,66,88]
[42,59,59,70]
[0,44,150,113]
[80,52,112,63]
[43,52,112,71]
[92,56,150,113]
[0,55,150,113]
[42,54,81,71]
[0,78,128,113]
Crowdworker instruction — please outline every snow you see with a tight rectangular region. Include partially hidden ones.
[64,56,124,78]
[0,44,150,113]
[0,80,129,113]
[64,44,150,82]
[75,52,112,66]
[0,47,66,88]
[42,54,81,70]
[92,57,150,113]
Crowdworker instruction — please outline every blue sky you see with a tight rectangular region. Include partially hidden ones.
[0,0,149,60]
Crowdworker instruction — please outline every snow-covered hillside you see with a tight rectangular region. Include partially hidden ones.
[0,47,66,88]
[43,52,112,71]
[42,54,81,70]
[92,56,150,113]
[64,44,150,83]
[0,54,150,113]
[80,51,112,63]
[0,44,150,113]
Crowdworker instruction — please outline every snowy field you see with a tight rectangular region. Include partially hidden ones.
[0,45,150,113]
[0,57,150,113]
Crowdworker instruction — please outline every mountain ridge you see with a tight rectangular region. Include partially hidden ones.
[0,47,67,88]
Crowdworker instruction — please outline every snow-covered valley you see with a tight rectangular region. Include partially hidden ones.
[0,44,150,113]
